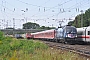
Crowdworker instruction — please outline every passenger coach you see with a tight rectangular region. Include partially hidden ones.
[77,26,90,43]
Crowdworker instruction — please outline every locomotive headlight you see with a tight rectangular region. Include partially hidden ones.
[75,35,77,37]
[66,35,68,37]
[67,32,69,33]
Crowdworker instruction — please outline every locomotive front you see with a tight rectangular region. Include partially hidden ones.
[55,25,77,43]
[63,26,77,41]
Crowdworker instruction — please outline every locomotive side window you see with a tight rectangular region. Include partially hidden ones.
[77,31,83,35]
[88,31,90,35]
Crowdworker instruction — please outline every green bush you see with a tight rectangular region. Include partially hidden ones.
[0,31,4,40]
[0,35,49,59]
[34,41,48,49]
[10,40,48,54]
[0,42,11,55]
[5,37,12,42]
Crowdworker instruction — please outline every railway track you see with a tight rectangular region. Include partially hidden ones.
[42,41,90,58]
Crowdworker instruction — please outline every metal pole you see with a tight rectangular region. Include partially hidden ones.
[80,10,83,27]
[6,20,8,28]
[25,17,27,32]
[21,9,28,32]
[13,18,15,36]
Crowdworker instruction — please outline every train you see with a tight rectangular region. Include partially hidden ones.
[77,26,90,43]
[26,25,77,44]
[14,25,90,44]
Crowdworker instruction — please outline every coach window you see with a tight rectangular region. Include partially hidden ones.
[50,32,52,35]
[88,31,90,35]
[77,31,83,35]
[42,33,44,36]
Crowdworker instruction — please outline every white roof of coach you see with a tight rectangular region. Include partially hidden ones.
[86,26,90,31]
[77,26,90,32]
[31,29,55,35]
[77,27,87,32]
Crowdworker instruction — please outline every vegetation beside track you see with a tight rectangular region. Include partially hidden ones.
[0,31,89,60]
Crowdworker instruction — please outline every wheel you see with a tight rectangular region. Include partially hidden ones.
[56,39,59,43]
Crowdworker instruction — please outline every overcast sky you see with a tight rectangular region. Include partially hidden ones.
[0,0,90,29]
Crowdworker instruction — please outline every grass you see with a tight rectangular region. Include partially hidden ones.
[0,39,89,60]
[0,31,90,60]
[0,38,49,60]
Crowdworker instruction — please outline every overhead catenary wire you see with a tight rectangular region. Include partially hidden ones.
[29,0,75,20]
[44,0,89,20]
[1,0,89,18]
[0,0,90,28]
[1,0,83,19]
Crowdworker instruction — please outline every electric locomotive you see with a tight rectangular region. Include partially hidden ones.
[55,25,77,43]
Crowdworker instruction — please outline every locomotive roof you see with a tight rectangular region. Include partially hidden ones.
[62,25,76,29]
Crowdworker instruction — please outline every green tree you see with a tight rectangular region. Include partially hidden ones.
[68,8,90,28]
[23,22,40,29]
[5,27,14,29]
[39,26,55,30]
[0,31,4,40]
[23,22,55,29]
[40,26,45,29]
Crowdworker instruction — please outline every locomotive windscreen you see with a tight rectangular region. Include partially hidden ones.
[64,26,77,33]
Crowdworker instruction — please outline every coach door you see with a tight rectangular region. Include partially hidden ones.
[87,31,90,42]
[85,26,90,42]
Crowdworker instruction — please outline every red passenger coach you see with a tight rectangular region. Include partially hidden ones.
[26,33,33,39]
[32,29,55,39]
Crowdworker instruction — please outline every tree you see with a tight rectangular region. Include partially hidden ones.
[39,26,55,30]
[23,22,55,29]
[5,27,14,29]
[23,22,40,29]
[40,26,45,29]
[68,8,90,28]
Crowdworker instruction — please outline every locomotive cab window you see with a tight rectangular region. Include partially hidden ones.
[88,31,90,35]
